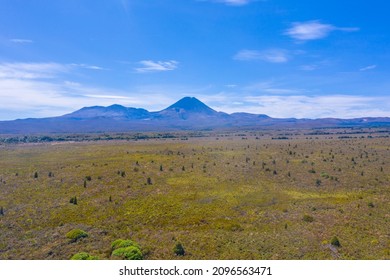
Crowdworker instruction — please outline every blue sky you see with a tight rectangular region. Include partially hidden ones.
[0,0,389,120]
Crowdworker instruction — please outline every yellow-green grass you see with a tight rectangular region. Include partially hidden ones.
[0,135,389,259]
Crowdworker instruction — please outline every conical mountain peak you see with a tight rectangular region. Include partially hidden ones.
[165,97,216,114]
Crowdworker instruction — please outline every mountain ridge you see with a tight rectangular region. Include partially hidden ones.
[0,96,389,134]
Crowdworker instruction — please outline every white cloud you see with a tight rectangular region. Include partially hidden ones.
[0,62,67,79]
[0,61,180,120]
[360,65,377,71]
[10,39,33,44]
[244,82,303,94]
[70,63,106,70]
[234,49,289,63]
[284,20,359,41]
[299,64,318,71]
[240,95,389,118]
[135,60,179,73]
[216,0,251,5]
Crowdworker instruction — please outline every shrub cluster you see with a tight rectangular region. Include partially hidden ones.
[111,239,143,260]
[71,252,98,260]
[66,229,88,242]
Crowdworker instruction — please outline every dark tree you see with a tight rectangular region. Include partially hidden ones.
[174,242,185,256]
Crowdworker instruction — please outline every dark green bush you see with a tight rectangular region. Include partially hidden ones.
[174,242,185,256]
[70,196,77,205]
[330,236,341,247]
[66,229,88,241]
[303,214,314,223]
[71,252,98,260]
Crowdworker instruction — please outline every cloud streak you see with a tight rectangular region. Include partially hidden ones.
[10,39,33,44]
[360,65,377,71]
[234,49,289,63]
[0,62,67,79]
[135,60,179,73]
[284,20,359,41]
[216,0,252,5]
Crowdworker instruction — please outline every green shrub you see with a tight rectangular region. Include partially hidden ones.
[111,239,140,250]
[303,214,314,223]
[112,246,143,260]
[70,196,77,205]
[174,242,185,256]
[71,252,98,260]
[66,229,88,241]
[330,236,341,247]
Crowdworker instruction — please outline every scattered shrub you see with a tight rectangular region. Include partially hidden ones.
[70,196,77,205]
[330,236,341,247]
[66,229,88,241]
[112,246,143,260]
[303,214,314,223]
[111,239,140,251]
[174,242,185,256]
[71,252,98,260]
[320,172,329,179]
[368,202,375,208]
[111,239,143,260]
[85,175,92,181]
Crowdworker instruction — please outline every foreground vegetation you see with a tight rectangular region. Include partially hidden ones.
[0,128,389,259]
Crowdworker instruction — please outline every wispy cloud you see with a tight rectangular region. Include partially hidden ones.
[70,63,106,70]
[215,0,252,5]
[234,49,289,63]
[0,62,67,79]
[244,81,303,94]
[135,60,179,73]
[10,39,33,44]
[0,61,179,120]
[360,65,377,71]
[284,20,359,41]
[299,64,318,71]
[241,95,389,118]
[0,62,106,80]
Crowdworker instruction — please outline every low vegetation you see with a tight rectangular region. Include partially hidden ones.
[66,229,88,242]
[71,252,99,260]
[0,128,389,259]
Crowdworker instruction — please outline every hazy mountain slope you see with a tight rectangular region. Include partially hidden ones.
[0,97,389,134]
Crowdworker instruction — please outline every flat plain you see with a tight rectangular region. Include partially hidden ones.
[0,128,389,260]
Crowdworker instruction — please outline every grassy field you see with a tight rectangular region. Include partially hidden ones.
[0,129,389,260]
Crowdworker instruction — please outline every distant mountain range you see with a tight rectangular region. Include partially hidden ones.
[0,97,389,134]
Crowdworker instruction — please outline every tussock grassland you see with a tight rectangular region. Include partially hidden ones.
[0,131,389,259]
